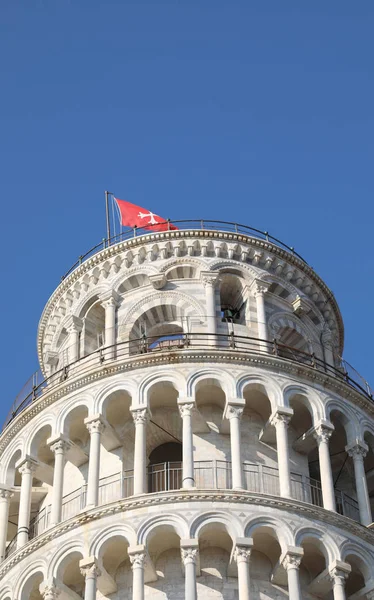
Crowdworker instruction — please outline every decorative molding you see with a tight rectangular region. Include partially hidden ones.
[37,230,344,368]
[2,349,374,457]
[1,489,373,579]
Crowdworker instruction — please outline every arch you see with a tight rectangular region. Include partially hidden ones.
[237,373,282,413]
[187,368,236,399]
[117,273,151,294]
[138,370,186,406]
[1,443,23,484]
[244,516,293,552]
[90,523,136,556]
[294,526,338,564]
[190,511,242,541]
[25,416,54,457]
[112,264,160,293]
[137,513,189,545]
[209,259,257,282]
[14,558,47,600]
[342,545,373,596]
[74,285,109,320]
[118,290,205,340]
[268,311,319,346]
[56,394,93,435]
[340,541,373,582]
[282,384,322,424]
[0,585,12,600]
[162,259,203,280]
[48,538,86,579]
[325,399,359,444]
[94,380,135,415]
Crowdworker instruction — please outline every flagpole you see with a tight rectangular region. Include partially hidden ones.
[105,190,111,244]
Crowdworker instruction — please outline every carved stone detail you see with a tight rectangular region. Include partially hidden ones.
[181,547,199,565]
[234,546,252,563]
[178,403,194,418]
[85,419,105,436]
[282,554,302,570]
[129,551,146,568]
[131,409,149,426]
[313,425,333,445]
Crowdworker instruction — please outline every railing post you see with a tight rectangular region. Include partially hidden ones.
[272,338,278,356]
[164,462,168,491]
[258,464,264,494]
[213,459,217,489]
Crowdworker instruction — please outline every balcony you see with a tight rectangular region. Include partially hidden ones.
[4,333,373,430]
[4,460,359,560]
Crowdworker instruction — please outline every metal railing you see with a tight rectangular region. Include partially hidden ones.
[4,461,360,559]
[61,219,309,281]
[4,333,373,430]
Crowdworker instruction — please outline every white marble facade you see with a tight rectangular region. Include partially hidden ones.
[0,226,373,600]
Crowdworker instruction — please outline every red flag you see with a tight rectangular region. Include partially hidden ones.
[114,198,178,232]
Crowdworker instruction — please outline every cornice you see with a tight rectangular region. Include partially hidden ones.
[36,230,344,365]
[0,489,372,580]
[1,350,373,455]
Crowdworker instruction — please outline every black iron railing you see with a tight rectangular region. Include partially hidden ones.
[60,219,309,281]
[3,333,373,430]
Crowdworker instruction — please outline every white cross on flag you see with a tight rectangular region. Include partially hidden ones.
[114,198,178,232]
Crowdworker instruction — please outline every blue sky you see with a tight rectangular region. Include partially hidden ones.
[0,1,373,424]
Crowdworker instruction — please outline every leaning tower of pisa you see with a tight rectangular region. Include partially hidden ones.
[1,220,373,600]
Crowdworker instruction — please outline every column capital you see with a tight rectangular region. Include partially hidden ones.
[224,398,246,421]
[79,556,101,578]
[16,456,38,475]
[282,547,304,570]
[270,407,293,428]
[180,539,199,565]
[47,434,72,455]
[65,315,83,333]
[131,407,150,426]
[0,484,13,501]
[234,538,253,564]
[128,544,147,568]
[345,440,369,460]
[329,559,351,584]
[99,289,121,307]
[313,422,334,444]
[84,415,106,435]
[200,271,220,287]
[178,402,195,418]
[39,580,61,600]
[251,279,270,297]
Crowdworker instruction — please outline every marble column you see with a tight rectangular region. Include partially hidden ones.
[16,456,38,548]
[282,548,304,600]
[131,408,149,495]
[271,409,293,498]
[201,271,219,345]
[178,400,195,489]
[329,561,351,600]
[181,542,199,600]
[66,316,83,364]
[0,486,13,561]
[252,280,270,353]
[346,441,372,525]
[80,557,100,600]
[234,543,253,600]
[84,416,105,507]
[101,291,120,360]
[226,402,245,490]
[314,424,336,512]
[48,436,71,526]
[129,546,146,600]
